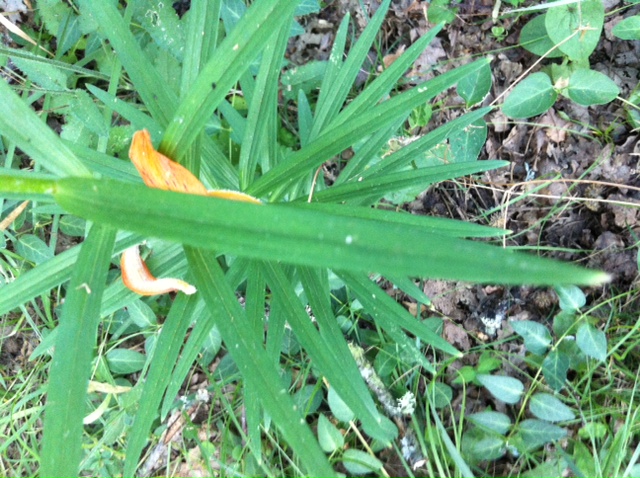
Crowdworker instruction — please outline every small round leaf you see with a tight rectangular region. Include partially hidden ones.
[529,393,576,422]
[519,14,564,58]
[341,449,383,475]
[502,72,557,119]
[612,15,640,40]
[567,69,619,106]
[545,0,604,61]
[477,374,524,404]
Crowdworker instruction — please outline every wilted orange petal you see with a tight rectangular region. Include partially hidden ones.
[121,245,197,296]
[124,129,263,296]
[129,129,208,195]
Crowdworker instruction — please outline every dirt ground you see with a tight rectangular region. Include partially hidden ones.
[290,0,640,344]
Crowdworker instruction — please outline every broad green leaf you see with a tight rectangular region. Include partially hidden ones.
[542,349,570,391]
[59,215,86,237]
[468,411,512,435]
[457,61,492,106]
[294,384,323,416]
[40,224,115,477]
[502,72,557,119]
[427,382,453,409]
[342,449,383,475]
[462,434,506,463]
[514,419,567,452]
[428,0,456,24]
[510,320,552,355]
[105,348,147,374]
[327,387,355,423]
[17,234,53,265]
[576,323,607,361]
[10,54,70,91]
[126,299,157,328]
[555,284,586,311]
[448,118,487,163]
[45,177,611,286]
[529,393,576,422]
[545,0,604,61]
[317,414,344,453]
[519,14,565,58]
[567,69,619,106]
[612,15,640,40]
[477,374,524,404]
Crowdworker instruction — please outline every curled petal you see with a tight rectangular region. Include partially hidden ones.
[121,245,197,296]
[207,189,262,204]
[129,129,208,194]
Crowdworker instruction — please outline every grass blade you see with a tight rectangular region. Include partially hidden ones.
[310,160,508,204]
[77,0,176,124]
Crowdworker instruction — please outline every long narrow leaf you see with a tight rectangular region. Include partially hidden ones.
[161,1,299,160]
[123,293,201,476]
[0,231,140,316]
[337,270,460,358]
[185,247,334,476]
[77,0,176,124]
[238,24,290,189]
[297,265,398,439]
[262,262,397,442]
[45,177,609,285]
[249,59,490,199]
[310,0,391,138]
[311,160,508,204]
[40,224,116,477]
[0,79,90,177]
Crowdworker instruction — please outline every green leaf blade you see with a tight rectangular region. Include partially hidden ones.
[529,393,576,422]
[51,177,611,287]
[477,374,524,404]
[510,320,552,355]
[502,72,557,119]
[40,224,116,477]
[576,323,607,361]
[567,68,619,106]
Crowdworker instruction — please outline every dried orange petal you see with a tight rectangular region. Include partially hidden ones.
[121,245,197,296]
[129,129,207,195]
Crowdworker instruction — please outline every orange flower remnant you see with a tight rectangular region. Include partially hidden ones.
[121,129,261,296]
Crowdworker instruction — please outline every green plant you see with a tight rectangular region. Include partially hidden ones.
[461,285,605,463]
[0,0,611,476]
[501,0,625,119]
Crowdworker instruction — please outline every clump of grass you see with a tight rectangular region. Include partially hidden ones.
[0,1,618,476]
